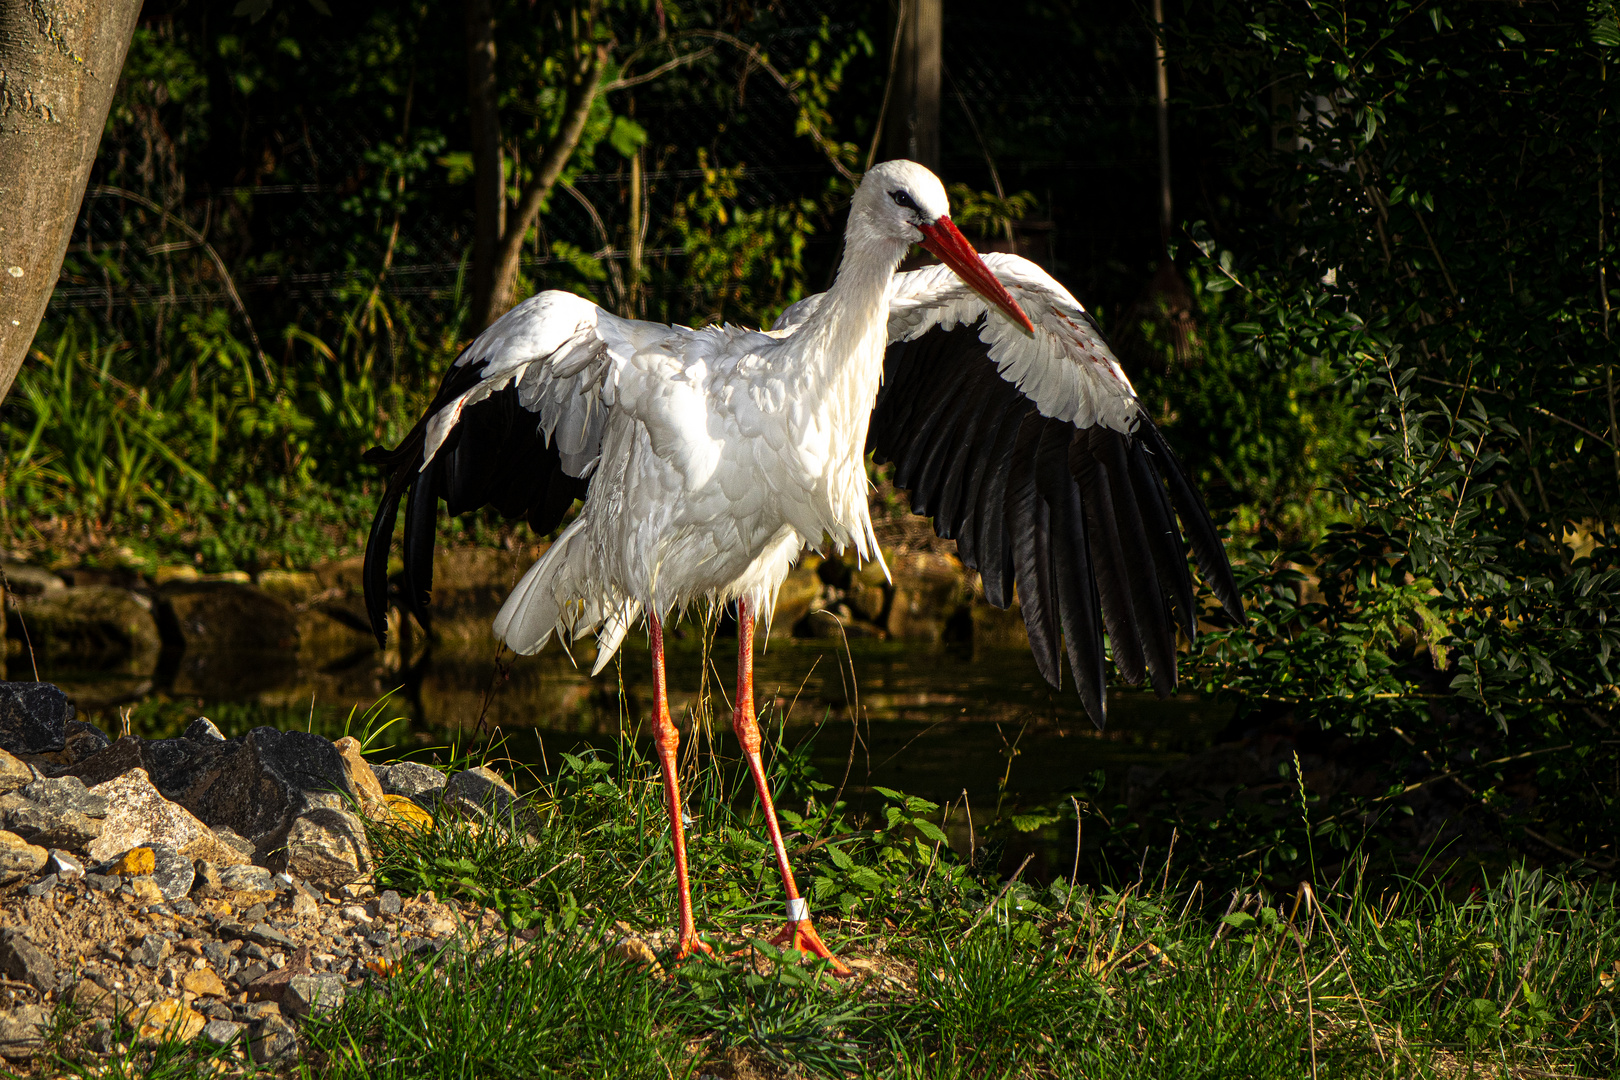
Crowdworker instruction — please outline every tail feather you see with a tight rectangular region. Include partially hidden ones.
[590,599,642,676]
[495,519,638,670]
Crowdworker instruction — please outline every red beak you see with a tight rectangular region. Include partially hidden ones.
[918,216,1036,335]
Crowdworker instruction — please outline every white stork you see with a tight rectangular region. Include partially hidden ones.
[363,159,1244,970]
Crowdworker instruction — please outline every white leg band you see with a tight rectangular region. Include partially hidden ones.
[786,897,809,922]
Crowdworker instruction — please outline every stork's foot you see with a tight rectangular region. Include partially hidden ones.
[674,933,716,963]
[768,919,854,977]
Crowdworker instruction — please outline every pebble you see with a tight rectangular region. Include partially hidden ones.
[110,847,156,876]
[425,917,457,937]
[249,1014,300,1063]
[23,873,56,897]
[0,931,59,995]
[376,889,402,916]
[182,968,227,997]
[45,849,83,879]
[339,904,372,924]
[199,1018,242,1046]
[123,878,165,905]
[219,864,273,892]
[235,961,269,987]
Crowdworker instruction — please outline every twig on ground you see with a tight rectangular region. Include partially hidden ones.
[965,853,1034,935]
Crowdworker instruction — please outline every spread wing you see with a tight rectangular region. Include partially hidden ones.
[362,291,639,643]
[855,254,1243,728]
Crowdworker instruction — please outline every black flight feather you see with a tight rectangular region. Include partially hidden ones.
[1091,427,1177,696]
[1138,420,1245,624]
[1036,425,1106,726]
[1125,434,1197,642]
[1068,430,1147,686]
[362,355,589,649]
[1003,412,1060,684]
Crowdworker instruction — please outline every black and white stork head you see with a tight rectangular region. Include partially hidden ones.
[851,159,1036,334]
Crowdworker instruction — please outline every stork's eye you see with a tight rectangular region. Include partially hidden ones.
[889,190,920,213]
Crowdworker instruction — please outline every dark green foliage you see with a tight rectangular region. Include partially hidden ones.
[1146,0,1620,880]
[1132,265,1363,542]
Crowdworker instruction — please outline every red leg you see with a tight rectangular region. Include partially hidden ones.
[734,600,852,976]
[650,614,713,961]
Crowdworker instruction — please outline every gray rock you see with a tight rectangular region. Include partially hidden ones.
[0,750,31,794]
[284,807,372,889]
[59,735,144,787]
[10,587,161,665]
[248,1013,300,1063]
[0,1003,48,1061]
[21,775,107,817]
[84,872,118,892]
[23,873,56,898]
[0,830,46,885]
[45,849,82,879]
[211,825,256,860]
[155,582,299,652]
[60,721,111,765]
[377,889,402,916]
[199,1019,243,1046]
[67,728,358,862]
[283,973,346,1018]
[0,931,58,995]
[184,718,225,741]
[82,769,249,866]
[145,843,195,900]
[373,761,447,800]
[219,864,273,892]
[202,941,233,969]
[0,564,65,597]
[191,860,224,898]
[233,961,269,988]
[244,924,295,950]
[0,682,73,755]
[2,800,102,849]
[83,1019,115,1054]
[133,933,170,969]
[440,766,541,842]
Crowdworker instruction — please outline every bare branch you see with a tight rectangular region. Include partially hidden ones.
[601,46,714,92]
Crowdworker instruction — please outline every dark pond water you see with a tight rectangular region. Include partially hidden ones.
[34,630,1233,877]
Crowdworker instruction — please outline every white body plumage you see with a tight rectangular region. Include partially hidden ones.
[464,164,936,670]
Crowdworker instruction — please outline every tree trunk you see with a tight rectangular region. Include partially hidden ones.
[465,0,504,330]
[0,0,144,403]
[883,0,940,170]
[476,44,606,330]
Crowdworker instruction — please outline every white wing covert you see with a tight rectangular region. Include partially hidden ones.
[363,291,637,640]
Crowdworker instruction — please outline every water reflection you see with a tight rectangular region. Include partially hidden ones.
[40,631,1231,829]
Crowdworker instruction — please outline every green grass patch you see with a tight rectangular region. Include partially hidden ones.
[32,732,1620,1078]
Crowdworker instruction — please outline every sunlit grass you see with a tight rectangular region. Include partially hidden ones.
[32,724,1620,1079]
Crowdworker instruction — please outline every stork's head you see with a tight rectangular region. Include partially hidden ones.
[854,160,1035,334]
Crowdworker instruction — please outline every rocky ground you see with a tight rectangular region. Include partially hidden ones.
[0,680,531,1070]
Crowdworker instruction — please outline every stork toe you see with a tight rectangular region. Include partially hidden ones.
[768,919,854,977]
